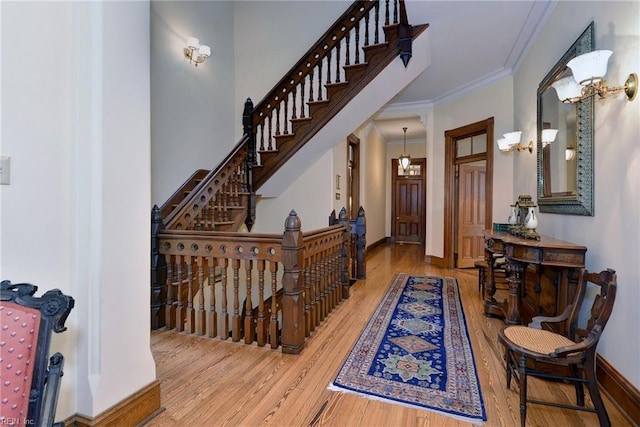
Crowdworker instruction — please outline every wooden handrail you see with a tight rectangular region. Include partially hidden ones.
[153,208,365,354]
[250,0,381,129]
[163,133,250,231]
[158,169,209,220]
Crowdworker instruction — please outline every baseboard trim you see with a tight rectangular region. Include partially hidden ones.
[366,237,388,254]
[66,380,162,427]
[424,255,445,268]
[597,355,640,425]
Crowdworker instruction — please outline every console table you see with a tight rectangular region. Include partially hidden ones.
[482,230,587,328]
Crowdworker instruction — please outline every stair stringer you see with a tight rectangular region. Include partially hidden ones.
[257,28,431,198]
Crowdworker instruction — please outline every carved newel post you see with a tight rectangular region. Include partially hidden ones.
[281,210,306,354]
[338,207,351,299]
[243,97,256,231]
[355,206,366,279]
[150,205,166,329]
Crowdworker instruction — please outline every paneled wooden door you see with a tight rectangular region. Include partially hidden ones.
[392,158,426,244]
[443,117,494,270]
[456,163,486,268]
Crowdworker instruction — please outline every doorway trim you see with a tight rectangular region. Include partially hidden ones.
[443,117,494,269]
[391,157,427,244]
[347,134,360,219]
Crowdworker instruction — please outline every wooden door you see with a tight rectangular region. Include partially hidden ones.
[456,164,486,268]
[392,158,425,244]
[443,117,494,270]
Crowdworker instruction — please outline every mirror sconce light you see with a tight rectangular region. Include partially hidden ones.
[497,129,558,154]
[184,37,211,67]
[552,50,637,103]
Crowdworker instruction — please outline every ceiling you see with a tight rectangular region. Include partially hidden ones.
[371,0,554,143]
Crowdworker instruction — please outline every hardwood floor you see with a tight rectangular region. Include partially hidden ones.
[143,243,631,426]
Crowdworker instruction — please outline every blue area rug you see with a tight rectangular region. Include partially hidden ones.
[329,274,486,423]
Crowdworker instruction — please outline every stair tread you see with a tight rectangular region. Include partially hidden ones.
[290,116,312,123]
[325,81,349,88]
[274,132,294,139]
[308,99,330,105]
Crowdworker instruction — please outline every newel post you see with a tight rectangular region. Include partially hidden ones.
[355,206,367,279]
[397,0,413,68]
[150,205,167,329]
[243,97,256,231]
[281,210,306,354]
[337,207,351,299]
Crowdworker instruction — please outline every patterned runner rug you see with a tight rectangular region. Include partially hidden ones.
[329,274,486,423]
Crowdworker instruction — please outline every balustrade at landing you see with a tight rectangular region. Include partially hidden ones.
[152,208,365,354]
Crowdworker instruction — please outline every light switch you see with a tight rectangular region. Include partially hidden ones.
[0,156,10,185]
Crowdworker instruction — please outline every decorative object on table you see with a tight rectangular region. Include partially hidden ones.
[508,195,540,240]
[523,205,539,240]
[492,222,510,232]
[329,274,486,423]
[508,204,519,226]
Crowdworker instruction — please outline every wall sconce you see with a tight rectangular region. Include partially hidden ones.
[553,50,637,103]
[184,37,211,67]
[399,127,411,171]
[497,131,532,153]
[565,146,576,161]
[541,128,558,148]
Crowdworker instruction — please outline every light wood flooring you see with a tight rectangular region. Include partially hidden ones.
[143,243,631,426]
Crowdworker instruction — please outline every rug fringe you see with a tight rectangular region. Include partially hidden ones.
[327,383,485,425]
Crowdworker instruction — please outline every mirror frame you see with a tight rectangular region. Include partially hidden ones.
[536,22,594,216]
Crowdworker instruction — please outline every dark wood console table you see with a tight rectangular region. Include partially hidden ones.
[482,230,587,328]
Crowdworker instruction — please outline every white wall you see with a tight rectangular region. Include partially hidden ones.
[150,1,236,207]
[428,77,515,257]
[1,0,156,419]
[253,150,334,233]
[332,138,348,216]
[514,1,640,388]
[361,125,387,247]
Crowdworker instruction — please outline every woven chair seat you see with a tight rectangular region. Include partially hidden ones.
[497,268,617,427]
[503,325,575,355]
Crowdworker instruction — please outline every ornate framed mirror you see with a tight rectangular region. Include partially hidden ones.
[536,22,594,215]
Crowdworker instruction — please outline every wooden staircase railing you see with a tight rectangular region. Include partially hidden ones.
[153,210,366,354]
[248,0,428,192]
[151,1,425,352]
[151,0,426,237]
[160,134,251,232]
[330,206,367,281]
[158,169,209,220]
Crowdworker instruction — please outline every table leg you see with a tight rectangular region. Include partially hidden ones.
[506,261,523,324]
[483,249,507,319]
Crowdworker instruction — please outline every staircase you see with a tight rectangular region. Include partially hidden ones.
[151,1,431,347]
[155,0,429,233]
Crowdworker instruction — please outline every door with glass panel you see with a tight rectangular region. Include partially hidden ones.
[392,158,426,244]
[444,118,494,269]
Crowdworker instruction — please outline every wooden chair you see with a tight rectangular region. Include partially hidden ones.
[0,280,75,427]
[475,254,508,299]
[497,268,617,427]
